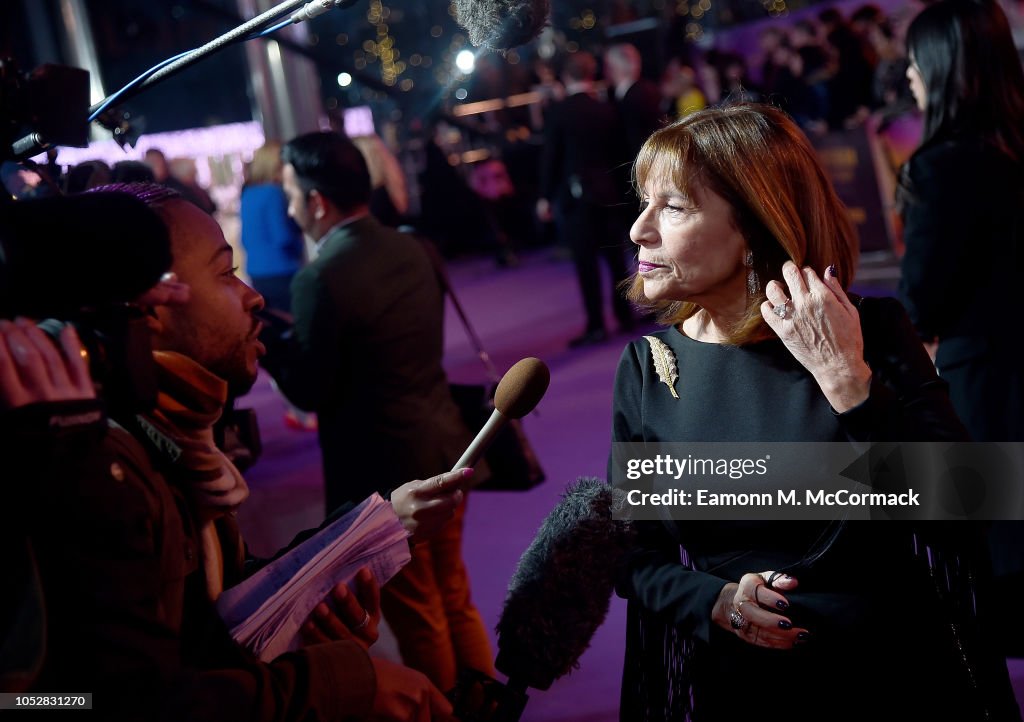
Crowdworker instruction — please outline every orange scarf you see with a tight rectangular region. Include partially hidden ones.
[147,351,249,600]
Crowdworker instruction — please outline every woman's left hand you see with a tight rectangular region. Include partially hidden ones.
[761,262,872,413]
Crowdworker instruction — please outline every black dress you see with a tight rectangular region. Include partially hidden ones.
[898,138,1024,442]
[610,297,1021,721]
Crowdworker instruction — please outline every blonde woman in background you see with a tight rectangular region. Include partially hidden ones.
[240,141,314,431]
[240,142,306,309]
[352,134,408,228]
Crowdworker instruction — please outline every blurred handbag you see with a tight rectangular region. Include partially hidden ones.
[421,239,545,492]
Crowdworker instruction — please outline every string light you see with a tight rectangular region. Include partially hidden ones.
[365,0,403,89]
[455,49,475,73]
[331,0,769,111]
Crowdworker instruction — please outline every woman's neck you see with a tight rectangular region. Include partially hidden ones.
[681,303,746,344]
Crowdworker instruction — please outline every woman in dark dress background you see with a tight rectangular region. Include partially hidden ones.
[352,134,409,228]
[611,103,1020,720]
[899,0,1024,441]
[899,0,1024,648]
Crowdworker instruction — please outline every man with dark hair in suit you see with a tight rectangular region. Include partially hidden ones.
[537,51,634,347]
[265,131,494,693]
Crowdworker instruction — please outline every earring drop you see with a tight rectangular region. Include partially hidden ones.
[745,251,759,294]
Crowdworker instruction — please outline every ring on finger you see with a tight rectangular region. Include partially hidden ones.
[729,609,748,630]
[354,610,370,630]
[772,299,790,319]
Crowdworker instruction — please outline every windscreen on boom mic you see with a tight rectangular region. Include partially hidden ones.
[453,356,549,474]
[496,478,635,692]
[0,192,171,318]
[452,0,551,51]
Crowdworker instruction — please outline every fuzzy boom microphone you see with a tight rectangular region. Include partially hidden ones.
[495,478,635,698]
[452,0,551,52]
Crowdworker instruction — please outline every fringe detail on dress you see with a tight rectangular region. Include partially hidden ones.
[621,545,696,722]
[912,531,991,721]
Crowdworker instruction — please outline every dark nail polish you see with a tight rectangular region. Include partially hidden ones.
[776,600,789,611]
[797,631,811,641]
[826,264,837,277]
[778,620,792,630]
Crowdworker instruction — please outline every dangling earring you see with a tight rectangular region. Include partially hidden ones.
[745,250,759,295]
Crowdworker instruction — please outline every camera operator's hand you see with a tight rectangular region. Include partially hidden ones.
[0,318,94,410]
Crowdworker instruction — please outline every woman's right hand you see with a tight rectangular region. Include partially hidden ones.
[711,571,810,649]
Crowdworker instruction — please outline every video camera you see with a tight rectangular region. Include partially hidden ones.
[0,58,90,163]
[0,192,172,414]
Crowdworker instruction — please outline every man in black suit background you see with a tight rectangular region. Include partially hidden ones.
[537,51,634,347]
[262,132,494,693]
[604,43,665,166]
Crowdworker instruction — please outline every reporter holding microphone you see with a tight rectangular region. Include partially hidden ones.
[2,190,459,720]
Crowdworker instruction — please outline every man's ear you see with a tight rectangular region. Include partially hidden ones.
[309,189,328,220]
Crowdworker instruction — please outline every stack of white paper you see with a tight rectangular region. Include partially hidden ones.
[216,493,410,661]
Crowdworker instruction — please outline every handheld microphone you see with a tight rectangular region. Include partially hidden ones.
[452,0,552,52]
[494,478,634,696]
[452,357,549,476]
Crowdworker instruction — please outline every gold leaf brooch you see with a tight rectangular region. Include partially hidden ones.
[644,335,679,399]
